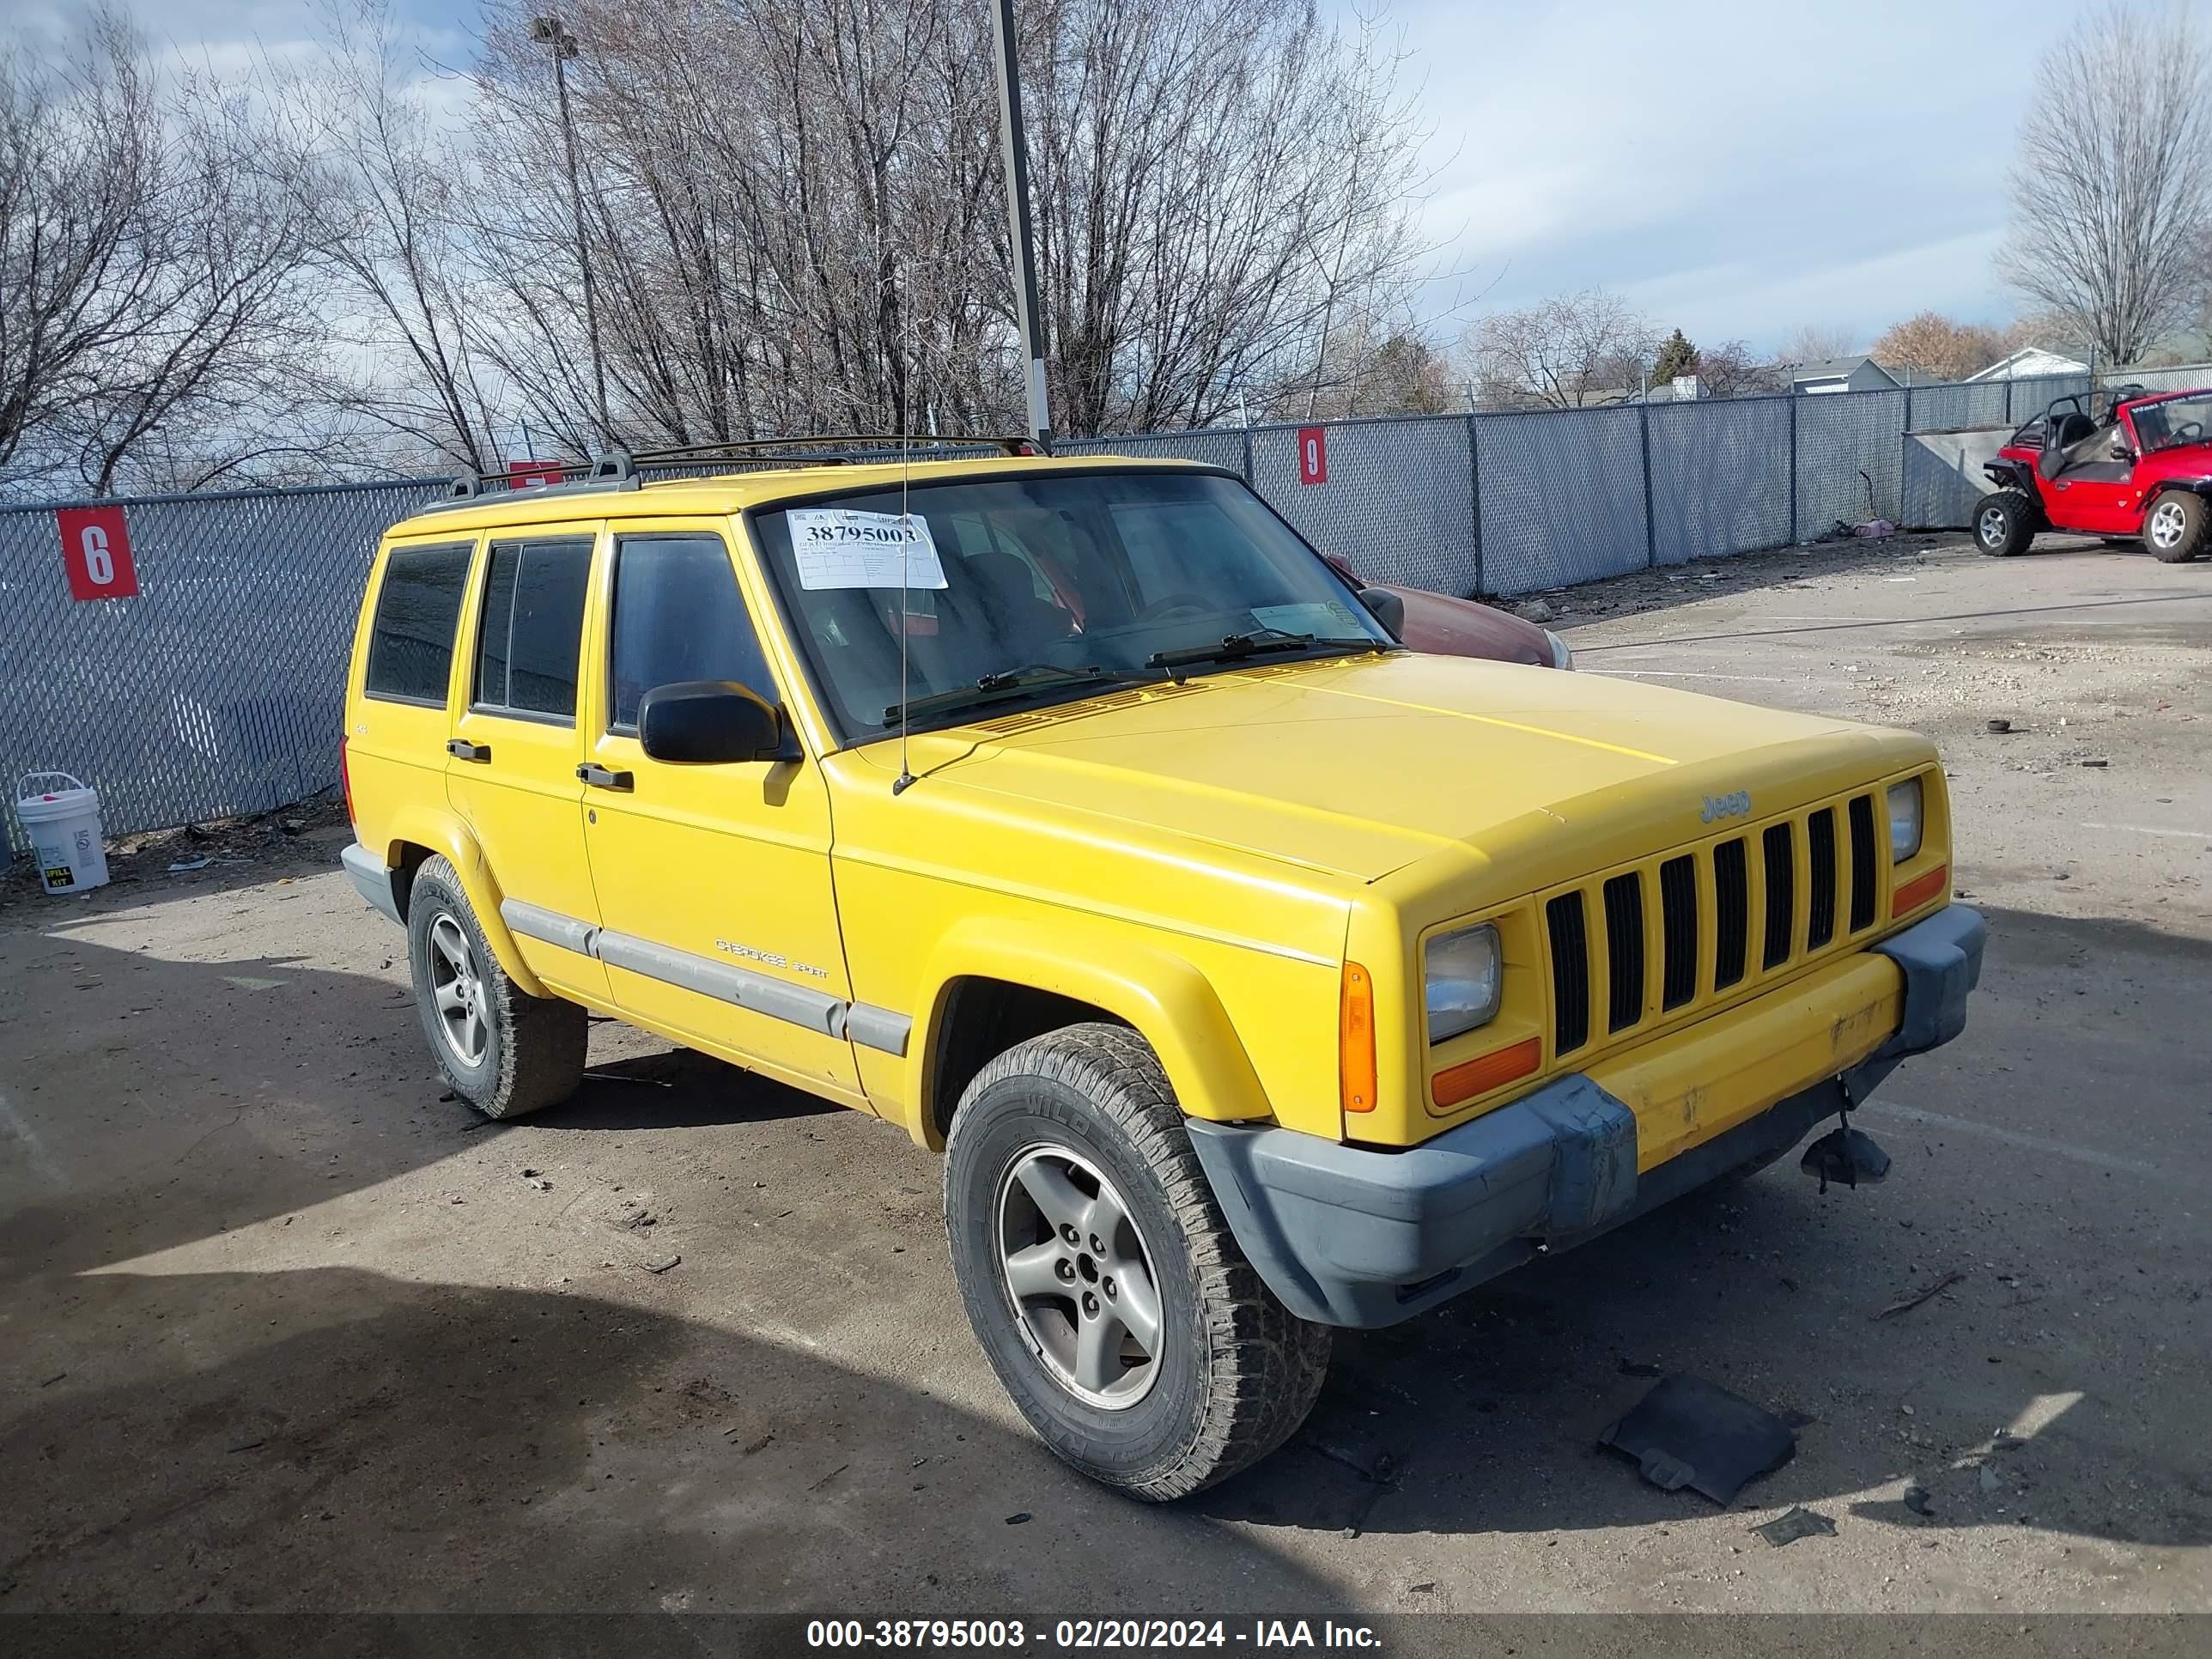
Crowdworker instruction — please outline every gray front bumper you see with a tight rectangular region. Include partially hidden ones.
[1188,905,1985,1328]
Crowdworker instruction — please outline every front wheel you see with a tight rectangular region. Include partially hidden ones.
[2143,490,2209,562]
[1972,489,2039,557]
[943,1024,1330,1500]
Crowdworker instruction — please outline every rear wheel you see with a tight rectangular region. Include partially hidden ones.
[407,856,586,1118]
[1972,489,2039,557]
[943,1023,1330,1500]
[2143,490,2209,562]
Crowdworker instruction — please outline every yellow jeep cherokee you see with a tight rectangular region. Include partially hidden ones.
[340,446,1984,1500]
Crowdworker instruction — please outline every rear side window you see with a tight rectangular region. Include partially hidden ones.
[474,538,593,720]
[608,535,775,731]
[364,543,471,705]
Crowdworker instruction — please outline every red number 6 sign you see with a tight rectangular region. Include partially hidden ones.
[58,505,139,601]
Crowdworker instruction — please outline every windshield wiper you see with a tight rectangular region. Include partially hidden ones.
[884,664,1143,725]
[1146,629,1391,672]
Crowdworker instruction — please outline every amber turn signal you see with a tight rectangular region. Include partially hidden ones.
[1891,861,1948,918]
[1340,962,1377,1113]
[1431,1034,1542,1110]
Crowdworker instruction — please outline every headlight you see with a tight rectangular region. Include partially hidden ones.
[1887,777,1923,862]
[1426,922,1502,1044]
[1543,629,1576,670]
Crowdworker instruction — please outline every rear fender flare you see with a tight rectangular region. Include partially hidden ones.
[907,915,1273,1150]
[1981,459,2033,494]
[375,808,547,998]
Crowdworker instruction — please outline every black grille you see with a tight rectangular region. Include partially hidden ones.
[1806,809,1838,949]
[1848,793,1878,931]
[1602,872,1645,1032]
[1761,823,1796,969]
[1547,892,1590,1054]
[1659,856,1698,1010]
[1713,838,1749,989]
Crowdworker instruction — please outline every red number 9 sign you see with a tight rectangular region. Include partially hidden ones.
[58,505,139,601]
[1296,425,1328,486]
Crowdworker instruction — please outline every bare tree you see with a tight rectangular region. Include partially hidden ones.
[1775,324,1859,365]
[1692,340,1783,398]
[1872,311,2016,381]
[0,14,161,484]
[451,0,1428,445]
[1462,288,1657,409]
[1,9,329,496]
[1999,2,2212,364]
[274,0,508,474]
[1025,0,1431,434]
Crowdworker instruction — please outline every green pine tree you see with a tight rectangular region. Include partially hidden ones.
[1653,328,1700,386]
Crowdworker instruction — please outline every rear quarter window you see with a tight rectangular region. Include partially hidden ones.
[364,543,472,705]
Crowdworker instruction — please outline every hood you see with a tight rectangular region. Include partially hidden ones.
[896,651,1918,884]
[1387,585,1553,666]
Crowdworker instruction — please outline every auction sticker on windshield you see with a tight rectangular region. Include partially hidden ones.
[1251,600,1364,636]
[788,507,948,591]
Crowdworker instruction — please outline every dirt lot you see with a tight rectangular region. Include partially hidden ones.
[3,530,2209,1632]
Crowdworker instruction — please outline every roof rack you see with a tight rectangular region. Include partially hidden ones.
[408,434,1045,520]
[626,434,1043,465]
[412,452,640,517]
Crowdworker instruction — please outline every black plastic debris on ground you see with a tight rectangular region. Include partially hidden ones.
[1597,1373,1797,1504]
[1751,1504,1837,1547]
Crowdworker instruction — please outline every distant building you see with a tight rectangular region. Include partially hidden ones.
[1965,347,2091,381]
[1787,356,1901,395]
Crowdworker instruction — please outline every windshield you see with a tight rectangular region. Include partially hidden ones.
[750,469,1393,740]
[2129,396,2212,453]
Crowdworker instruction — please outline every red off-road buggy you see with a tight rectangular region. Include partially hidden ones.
[1973,385,2212,562]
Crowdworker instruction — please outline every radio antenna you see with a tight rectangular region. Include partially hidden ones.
[891,265,918,798]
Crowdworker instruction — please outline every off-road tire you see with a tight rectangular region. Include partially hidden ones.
[1972,489,2039,557]
[406,855,586,1119]
[943,1023,1331,1500]
[2143,489,2210,562]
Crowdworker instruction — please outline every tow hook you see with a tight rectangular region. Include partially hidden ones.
[1800,1075,1891,1193]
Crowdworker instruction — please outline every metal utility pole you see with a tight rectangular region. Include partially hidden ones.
[532,16,612,452]
[990,0,1052,448]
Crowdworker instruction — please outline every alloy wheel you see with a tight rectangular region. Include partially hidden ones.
[994,1145,1164,1409]
[2148,500,2186,550]
[427,912,490,1066]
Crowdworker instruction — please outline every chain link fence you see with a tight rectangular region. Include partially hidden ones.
[1,480,446,854]
[7,362,2208,848]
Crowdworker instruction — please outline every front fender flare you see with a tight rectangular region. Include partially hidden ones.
[909,915,1274,1149]
[375,808,548,998]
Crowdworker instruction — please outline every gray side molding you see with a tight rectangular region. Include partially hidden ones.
[596,929,848,1036]
[491,898,915,1055]
[843,1002,912,1057]
[501,898,599,957]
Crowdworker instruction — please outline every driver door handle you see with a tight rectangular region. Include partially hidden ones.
[576,763,634,793]
[447,738,491,763]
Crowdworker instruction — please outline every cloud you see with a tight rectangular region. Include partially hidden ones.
[1392,0,2075,349]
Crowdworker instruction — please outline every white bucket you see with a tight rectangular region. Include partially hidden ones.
[15,772,110,896]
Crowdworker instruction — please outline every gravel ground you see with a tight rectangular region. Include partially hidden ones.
[2,530,2207,1636]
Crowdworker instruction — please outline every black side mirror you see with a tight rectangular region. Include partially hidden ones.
[1358,586,1405,637]
[637,680,783,764]
[2110,441,2133,460]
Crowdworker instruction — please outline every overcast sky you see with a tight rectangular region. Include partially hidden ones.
[15,0,2081,356]
[1394,0,2080,351]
